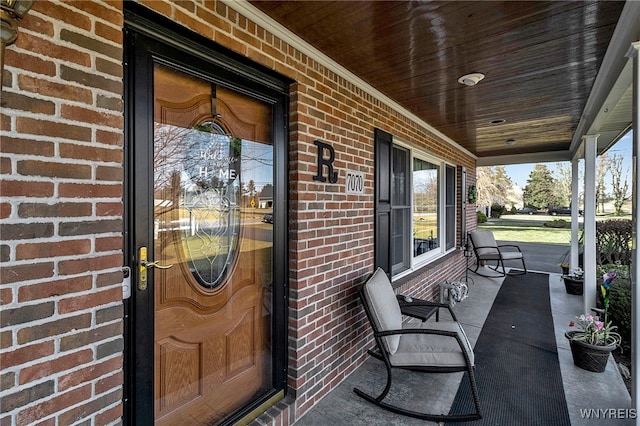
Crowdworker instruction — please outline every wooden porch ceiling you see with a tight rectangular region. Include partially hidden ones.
[248,1,630,165]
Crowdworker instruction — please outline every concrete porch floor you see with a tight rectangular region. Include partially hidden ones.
[294,243,633,425]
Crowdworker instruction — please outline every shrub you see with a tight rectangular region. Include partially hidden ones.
[544,219,570,228]
[609,277,632,350]
[597,263,630,280]
[596,219,632,265]
[477,211,487,223]
[598,264,631,350]
[490,204,505,218]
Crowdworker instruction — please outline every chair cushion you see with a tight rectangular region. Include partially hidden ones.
[362,268,403,354]
[470,230,499,258]
[500,251,523,260]
[470,230,496,246]
[389,321,475,368]
[471,231,524,263]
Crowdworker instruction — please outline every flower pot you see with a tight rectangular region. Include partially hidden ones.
[561,265,570,275]
[565,331,616,372]
[563,276,583,295]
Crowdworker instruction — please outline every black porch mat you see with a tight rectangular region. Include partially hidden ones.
[448,272,570,425]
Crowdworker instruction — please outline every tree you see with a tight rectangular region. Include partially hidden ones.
[609,153,630,215]
[245,179,256,197]
[523,164,563,208]
[476,167,498,208]
[494,166,516,205]
[554,162,572,207]
[476,167,508,207]
[476,166,518,217]
[243,179,257,207]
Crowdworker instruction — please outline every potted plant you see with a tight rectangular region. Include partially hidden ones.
[559,263,570,275]
[556,230,584,274]
[565,271,621,372]
[562,267,584,295]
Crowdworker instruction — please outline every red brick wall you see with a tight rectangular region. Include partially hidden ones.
[0,1,476,424]
[0,1,125,425]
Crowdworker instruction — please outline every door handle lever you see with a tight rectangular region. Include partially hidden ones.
[138,246,174,291]
[141,260,174,269]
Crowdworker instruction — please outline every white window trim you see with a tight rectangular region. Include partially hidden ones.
[391,140,457,280]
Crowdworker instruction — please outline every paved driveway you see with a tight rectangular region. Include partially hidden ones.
[498,241,569,274]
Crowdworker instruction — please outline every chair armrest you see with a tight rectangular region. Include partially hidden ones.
[407,300,446,308]
[404,300,458,321]
[497,244,523,252]
[473,245,501,253]
[376,327,458,339]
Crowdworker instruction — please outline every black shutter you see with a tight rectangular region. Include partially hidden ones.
[374,128,392,274]
[445,164,456,250]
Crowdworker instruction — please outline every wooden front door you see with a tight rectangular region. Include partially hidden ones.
[152,65,273,425]
[126,22,288,425]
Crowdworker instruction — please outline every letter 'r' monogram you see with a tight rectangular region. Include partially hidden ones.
[313,140,338,183]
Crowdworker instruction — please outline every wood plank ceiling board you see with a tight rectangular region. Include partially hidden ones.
[249,0,627,164]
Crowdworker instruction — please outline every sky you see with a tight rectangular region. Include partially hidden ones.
[503,130,633,190]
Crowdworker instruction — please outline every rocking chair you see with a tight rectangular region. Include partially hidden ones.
[468,230,527,278]
[353,268,482,422]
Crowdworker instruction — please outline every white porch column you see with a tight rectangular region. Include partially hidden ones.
[570,157,580,269]
[629,40,640,412]
[582,134,598,315]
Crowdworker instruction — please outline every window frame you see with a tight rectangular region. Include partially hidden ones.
[411,152,443,266]
[375,131,458,279]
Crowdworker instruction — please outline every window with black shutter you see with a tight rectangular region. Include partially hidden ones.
[374,128,458,277]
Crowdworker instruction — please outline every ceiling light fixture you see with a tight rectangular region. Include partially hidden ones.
[505,139,517,145]
[457,72,485,87]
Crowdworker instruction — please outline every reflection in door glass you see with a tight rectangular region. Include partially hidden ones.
[180,121,241,288]
[152,63,275,424]
[153,120,276,289]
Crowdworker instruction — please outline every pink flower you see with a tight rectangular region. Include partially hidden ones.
[569,321,575,327]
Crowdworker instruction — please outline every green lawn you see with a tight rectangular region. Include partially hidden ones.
[479,215,572,244]
[480,212,633,244]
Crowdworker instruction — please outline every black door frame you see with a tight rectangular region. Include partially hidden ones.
[123,4,290,424]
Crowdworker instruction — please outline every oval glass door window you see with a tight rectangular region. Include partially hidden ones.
[180,121,241,289]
